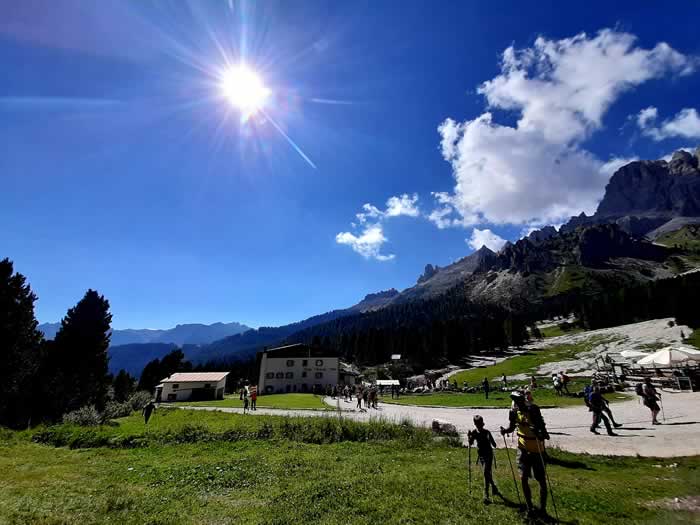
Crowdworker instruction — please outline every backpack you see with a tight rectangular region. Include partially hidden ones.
[635,383,645,397]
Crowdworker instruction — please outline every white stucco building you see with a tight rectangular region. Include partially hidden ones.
[155,372,228,402]
[257,344,340,394]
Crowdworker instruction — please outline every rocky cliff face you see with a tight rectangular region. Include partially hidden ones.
[562,147,700,237]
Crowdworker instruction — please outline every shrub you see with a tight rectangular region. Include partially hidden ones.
[128,391,152,411]
[103,401,133,421]
[62,405,101,426]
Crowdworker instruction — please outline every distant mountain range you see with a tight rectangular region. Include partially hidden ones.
[38,321,250,347]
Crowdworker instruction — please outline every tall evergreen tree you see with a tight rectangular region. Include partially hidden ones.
[0,258,43,428]
[112,369,135,402]
[53,290,112,412]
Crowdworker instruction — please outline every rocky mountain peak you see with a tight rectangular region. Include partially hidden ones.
[669,149,699,175]
[417,264,440,284]
[527,225,558,244]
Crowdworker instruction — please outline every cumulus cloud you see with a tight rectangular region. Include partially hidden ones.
[433,29,694,227]
[335,225,395,261]
[637,106,700,140]
[356,193,419,224]
[467,228,507,252]
[599,156,639,177]
[338,193,420,260]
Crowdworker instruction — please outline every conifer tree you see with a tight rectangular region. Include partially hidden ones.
[53,290,112,412]
[0,258,43,428]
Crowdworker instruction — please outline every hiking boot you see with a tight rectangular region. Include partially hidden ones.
[590,429,600,435]
[613,422,623,428]
[607,432,618,436]
[483,497,491,505]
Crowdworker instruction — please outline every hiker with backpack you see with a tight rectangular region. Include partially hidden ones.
[639,377,662,425]
[468,415,501,504]
[501,391,551,518]
[589,385,617,436]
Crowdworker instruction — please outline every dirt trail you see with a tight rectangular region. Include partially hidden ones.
[179,390,700,458]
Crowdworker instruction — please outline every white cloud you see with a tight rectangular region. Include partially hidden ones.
[638,106,700,141]
[438,113,606,224]
[356,193,419,224]
[385,193,420,218]
[599,156,639,177]
[335,225,395,261]
[433,29,695,227]
[467,228,507,252]
[338,193,420,260]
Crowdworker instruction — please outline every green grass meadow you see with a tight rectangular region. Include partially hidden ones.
[1,410,698,524]
[174,393,330,411]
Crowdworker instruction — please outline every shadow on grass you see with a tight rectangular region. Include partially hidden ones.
[546,454,594,471]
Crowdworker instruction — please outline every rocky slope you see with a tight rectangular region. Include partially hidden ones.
[562,147,700,238]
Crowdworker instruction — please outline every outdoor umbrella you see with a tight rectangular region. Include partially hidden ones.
[620,350,650,359]
[637,348,700,366]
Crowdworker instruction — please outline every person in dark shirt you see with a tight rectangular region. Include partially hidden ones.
[142,400,156,425]
[589,386,617,436]
[468,415,500,504]
[482,377,490,399]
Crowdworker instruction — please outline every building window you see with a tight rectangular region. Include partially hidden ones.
[315,359,324,366]
[172,384,179,389]
[315,372,323,379]
[301,371,307,378]
[276,372,284,379]
[285,372,294,379]
[302,360,308,366]
[286,359,295,367]
[167,393,177,401]
[266,372,274,379]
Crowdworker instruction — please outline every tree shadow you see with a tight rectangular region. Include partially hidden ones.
[546,455,595,471]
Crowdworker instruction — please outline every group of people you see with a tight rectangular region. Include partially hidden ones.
[468,390,552,519]
[552,371,571,395]
[329,383,379,410]
[239,385,258,413]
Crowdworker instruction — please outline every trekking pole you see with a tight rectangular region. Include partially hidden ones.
[468,443,472,495]
[536,440,560,524]
[501,434,522,507]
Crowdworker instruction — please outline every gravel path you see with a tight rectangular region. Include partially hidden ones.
[178,390,700,458]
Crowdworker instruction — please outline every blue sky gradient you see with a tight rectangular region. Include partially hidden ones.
[2,1,699,328]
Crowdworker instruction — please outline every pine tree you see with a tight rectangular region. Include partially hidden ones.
[53,289,112,412]
[112,369,135,402]
[0,258,43,428]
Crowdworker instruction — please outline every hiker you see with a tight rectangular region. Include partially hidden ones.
[530,375,538,389]
[468,415,501,504]
[552,374,562,396]
[501,374,508,389]
[642,377,662,425]
[356,388,363,410]
[589,386,617,436]
[241,388,249,414]
[142,400,156,425]
[250,387,257,411]
[501,391,550,517]
[363,388,369,409]
[482,377,490,399]
[560,371,571,394]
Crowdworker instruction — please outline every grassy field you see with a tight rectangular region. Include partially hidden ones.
[2,410,699,524]
[684,329,700,350]
[657,225,700,251]
[539,324,585,338]
[383,378,629,408]
[174,393,330,411]
[450,337,608,387]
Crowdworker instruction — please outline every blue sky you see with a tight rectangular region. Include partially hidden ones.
[2,1,699,329]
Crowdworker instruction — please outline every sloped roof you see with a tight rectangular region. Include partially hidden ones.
[161,372,229,383]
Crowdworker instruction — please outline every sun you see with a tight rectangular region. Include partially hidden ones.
[219,64,271,118]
